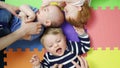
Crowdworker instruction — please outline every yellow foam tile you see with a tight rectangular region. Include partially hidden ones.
[86,48,120,68]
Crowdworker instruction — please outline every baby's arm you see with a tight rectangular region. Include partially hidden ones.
[19,5,35,22]
[74,26,90,54]
[73,26,85,35]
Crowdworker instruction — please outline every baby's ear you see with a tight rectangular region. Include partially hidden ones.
[45,20,51,27]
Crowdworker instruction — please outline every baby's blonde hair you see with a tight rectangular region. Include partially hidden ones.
[40,28,64,46]
[67,1,90,27]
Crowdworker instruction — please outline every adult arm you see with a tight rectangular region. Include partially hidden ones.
[0,1,19,17]
[73,27,90,54]
[0,21,41,50]
[0,27,26,50]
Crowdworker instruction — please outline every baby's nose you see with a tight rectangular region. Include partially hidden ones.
[54,43,59,47]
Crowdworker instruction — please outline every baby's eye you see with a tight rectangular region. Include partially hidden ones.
[43,8,47,12]
[57,39,61,43]
[44,9,46,11]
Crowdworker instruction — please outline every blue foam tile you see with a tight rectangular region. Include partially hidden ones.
[6,38,43,51]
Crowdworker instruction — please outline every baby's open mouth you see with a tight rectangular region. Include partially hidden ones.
[56,48,62,54]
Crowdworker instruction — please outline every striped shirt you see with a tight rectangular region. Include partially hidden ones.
[41,33,90,68]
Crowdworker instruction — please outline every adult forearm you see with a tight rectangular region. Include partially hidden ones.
[0,28,26,50]
[0,1,8,8]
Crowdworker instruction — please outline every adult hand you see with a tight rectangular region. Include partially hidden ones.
[20,15,42,35]
[19,5,36,22]
[72,56,89,68]
[21,21,42,35]
[5,4,19,17]
[52,64,63,68]
[18,11,35,23]
[52,56,89,68]
[18,11,28,22]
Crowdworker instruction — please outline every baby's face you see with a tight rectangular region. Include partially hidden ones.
[36,5,63,27]
[64,4,81,21]
[43,34,67,56]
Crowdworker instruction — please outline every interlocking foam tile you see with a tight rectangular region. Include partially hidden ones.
[4,48,45,68]
[4,48,120,68]
[86,7,120,50]
[3,0,120,68]
[6,0,120,10]
[91,0,120,10]
[6,38,43,51]
[5,0,42,8]
[5,0,120,50]
[86,48,120,68]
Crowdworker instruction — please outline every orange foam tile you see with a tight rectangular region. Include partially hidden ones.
[4,48,45,68]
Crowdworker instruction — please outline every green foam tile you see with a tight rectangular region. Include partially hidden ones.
[91,0,120,10]
[5,0,42,8]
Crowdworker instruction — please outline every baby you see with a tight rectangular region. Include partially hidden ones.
[11,4,64,40]
[30,27,90,68]
[42,0,91,27]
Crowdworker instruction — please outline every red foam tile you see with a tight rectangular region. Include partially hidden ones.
[86,7,120,49]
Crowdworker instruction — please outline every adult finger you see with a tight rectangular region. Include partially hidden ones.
[72,61,81,68]
[36,29,41,34]
[58,64,63,68]
[37,23,42,29]
[77,56,84,68]
[81,56,88,68]
[53,64,58,68]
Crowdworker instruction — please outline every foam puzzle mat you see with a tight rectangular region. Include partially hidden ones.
[2,0,120,68]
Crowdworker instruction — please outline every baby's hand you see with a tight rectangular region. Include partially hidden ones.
[30,54,40,68]
[58,2,66,8]
[73,26,85,35]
